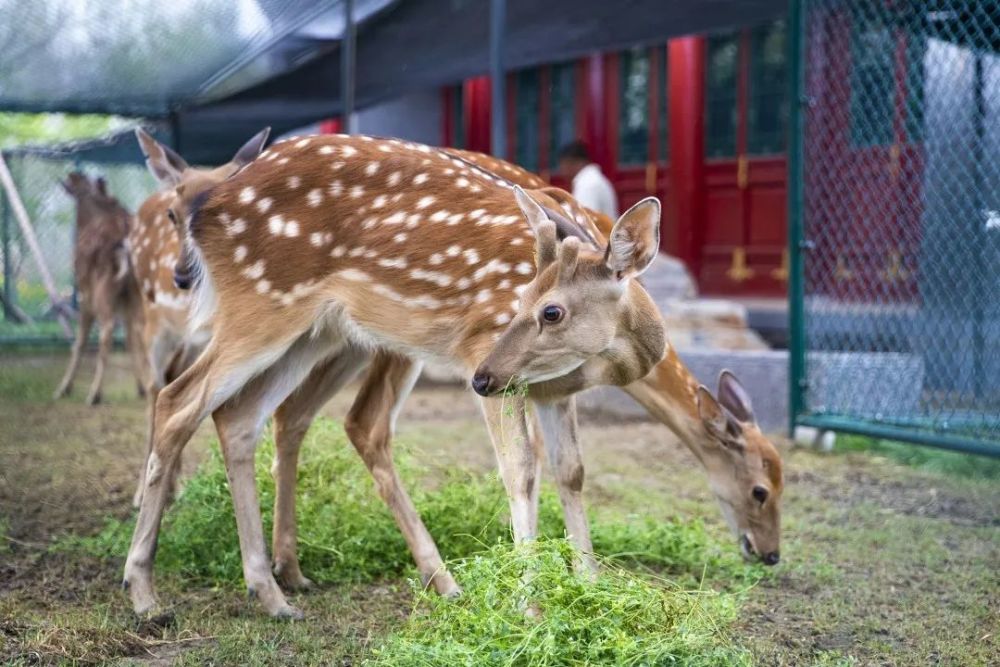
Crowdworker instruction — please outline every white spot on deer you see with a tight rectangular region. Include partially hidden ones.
[331,245,347,258]
[331,161,345,171]
[295,138,311,148]
[338,268,370,282]
[475,289,492,303]
[239,187,256,205]
[513,283,529,296]
[350,185,365,198]
[468,209,485,220]
[463,249,480,265]
[383,211,406,225]
[360,136,374,142]
[510,237,524,245]
[280,293,296,306]
[378,144,393,153]
[268,215,284,236]
[470,184,483,193]
[309,232,325,247]
[406,214,422,228]
[256,197,273,214]
[495,312,511,325]
[362,216,379,230]
[515,262,533,275]
[428,253,444,265]
[443,168,455,176]
[456,277,472,290]
[410,267,453,287]
[256,279,272,294]
[510,299,520,311]
[446,245,461,257]
[387,171,402,187]
[364,249,377,259]
[278,157,290,165]
[456,177,470,188]
[225,217,247,237]
[378,257,408,269]
[341,145,358,157]
[287,176,302,189]
[498,279,512,289]
[365,162,380,176]
[417,144,431,153]
[242,260,265,280]
[234,245,248,263]
[415,196,435,210]
[413,173,429,186]
[446,213,464,226]
[429,210,449,223]
[348,246,368,258]
[319,145,335,155]
[372,194,388,209]
[328,181,343,197]
[307,189,323,207]
[285,221,299,237]
[394,233,408,243]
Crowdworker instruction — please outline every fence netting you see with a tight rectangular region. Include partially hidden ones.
[0,148,155,341]
[798,0,1000,451]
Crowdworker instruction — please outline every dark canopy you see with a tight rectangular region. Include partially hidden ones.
[2,0,786,164]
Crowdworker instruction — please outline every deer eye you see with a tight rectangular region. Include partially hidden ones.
[166,209,178,224]
[752,485,769,504]
[541,304,564,324]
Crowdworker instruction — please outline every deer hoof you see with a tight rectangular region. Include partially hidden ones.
[53,386,70,400]
[86,392,102,406]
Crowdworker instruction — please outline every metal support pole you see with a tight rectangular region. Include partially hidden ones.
[489,0,507,158]
[971,53,985,400]
[342,0,357,134]
[787,0,807,437]
[1,180,14,320]
[169,111,182,154]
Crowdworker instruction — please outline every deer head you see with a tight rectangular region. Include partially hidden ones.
[472,188,664,395]
[695,371,782,565]
[136,127,271,289]
[61,171,94,200]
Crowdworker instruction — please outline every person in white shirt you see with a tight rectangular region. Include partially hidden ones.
[557,140,618,220]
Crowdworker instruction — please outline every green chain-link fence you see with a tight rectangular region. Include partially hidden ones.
[0,144,155,343]
[790,0,1000,455]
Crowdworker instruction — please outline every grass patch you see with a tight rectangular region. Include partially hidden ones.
[837,434,1000,479]
[371,540,749,666]
[65,419,760,590]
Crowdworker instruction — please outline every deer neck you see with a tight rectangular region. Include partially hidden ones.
[622,344,711,463]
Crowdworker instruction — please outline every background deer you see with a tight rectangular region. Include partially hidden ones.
[128,129,271,508]
[124,133,666,620]
[53,173,145,405]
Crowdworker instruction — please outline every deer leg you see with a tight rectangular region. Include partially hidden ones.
[479,394,538,543]
[132,332,178,509]
[124,331,306,617]
[270,346,370,590]
[124,308,148,399]
[344,352,460,596]
[86,316,115,405]
[532,396,597,575]
[53,308,93,399]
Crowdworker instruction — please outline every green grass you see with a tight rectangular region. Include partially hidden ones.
[837,434,1000,479]
[371,540,750,666]
[67,419,760,592]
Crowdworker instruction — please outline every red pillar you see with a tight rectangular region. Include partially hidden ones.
[668,36,705,274]
[464,76,492,153]
[581,54,609,173]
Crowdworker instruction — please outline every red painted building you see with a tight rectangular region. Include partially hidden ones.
[442,22,791,298]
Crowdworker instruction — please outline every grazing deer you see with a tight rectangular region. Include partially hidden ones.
[124,133,667,619]
[53,173,145,405]
[448,148,785,565]
[127,129,271,508]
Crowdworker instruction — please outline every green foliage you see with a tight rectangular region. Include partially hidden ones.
[837,434,1000,480]
[69,419,758,589]
[370,540,750,667]
[0,113,127,149]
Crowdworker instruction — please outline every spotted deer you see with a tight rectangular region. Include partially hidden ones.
[447,148,785,565]
[124,132,667,619]
[127,128,271,508]
[54,173,146,405]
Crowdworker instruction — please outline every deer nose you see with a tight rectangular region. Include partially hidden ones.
[471,372,495,397]
[763,551,780,566]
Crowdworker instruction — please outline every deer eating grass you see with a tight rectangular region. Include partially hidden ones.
[53,173,145,405]
[124,133,668,619]
[128,129,271,508]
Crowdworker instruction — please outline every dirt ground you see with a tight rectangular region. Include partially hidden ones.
[1,350,998,665]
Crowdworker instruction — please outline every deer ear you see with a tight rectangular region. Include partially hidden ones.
[697,386,745,449]
[605,197,660,281]
[161,143,189,173]
[231,127,271,168]
[513,186,548,232]
[95,177,108,197]
[718,370,755,424]
[135,128,183,187]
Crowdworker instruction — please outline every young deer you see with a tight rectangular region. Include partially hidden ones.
[54,173,146,405]
[125,133,666,619]
[127,129,272,508]
[447,148,784,564]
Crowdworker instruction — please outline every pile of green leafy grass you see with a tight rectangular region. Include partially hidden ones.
[71,419,760,589]
[370,539,750,666]
[837,434,1000,479]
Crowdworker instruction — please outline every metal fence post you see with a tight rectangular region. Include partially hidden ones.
[786,0,806,437]
[489,0,507,159]
[342,0,357,134]
[1,175,15,320]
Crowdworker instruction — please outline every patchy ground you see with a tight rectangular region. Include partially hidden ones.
[1,350,998,665]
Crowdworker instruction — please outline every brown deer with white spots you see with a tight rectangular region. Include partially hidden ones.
[53,173,146,405]
[127,129,271,508]
[448,148,785,566]
[124,132,668,620]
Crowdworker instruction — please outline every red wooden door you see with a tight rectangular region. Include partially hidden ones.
[699,21,789,296]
